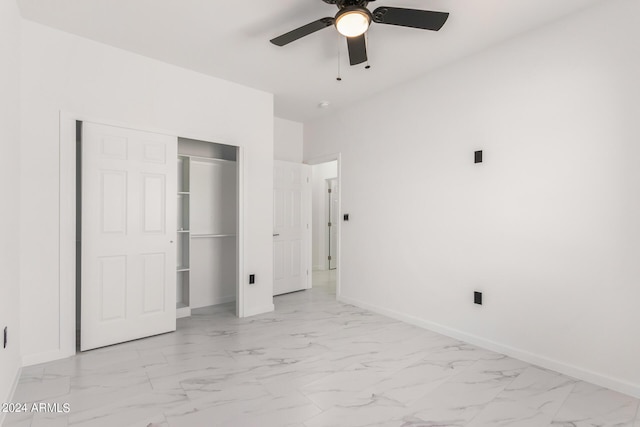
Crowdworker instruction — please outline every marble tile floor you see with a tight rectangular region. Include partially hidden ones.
[4,270,639,427]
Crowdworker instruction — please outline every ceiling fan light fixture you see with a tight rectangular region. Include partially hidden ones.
[335,7,371,37]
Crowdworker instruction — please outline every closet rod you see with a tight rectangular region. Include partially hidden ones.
[191,233,236,238]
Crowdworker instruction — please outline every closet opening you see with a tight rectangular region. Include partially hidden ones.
[175,137,239,319]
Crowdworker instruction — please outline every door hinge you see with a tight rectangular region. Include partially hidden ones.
[328,255,332,261]
[328,222,332,227]
[328,188,332,193]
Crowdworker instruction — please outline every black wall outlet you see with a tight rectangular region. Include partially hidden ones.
[249,274,255,284]
[474,150,483,164]
[3,327,7,349]
[474,291,483,305]
[343,214,349,221]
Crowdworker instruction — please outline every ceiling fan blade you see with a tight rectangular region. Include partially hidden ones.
[372,7,449,31]
[270,17,334,46]
[347,34,367,66]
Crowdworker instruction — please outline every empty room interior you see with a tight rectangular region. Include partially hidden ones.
[1,0,640,425]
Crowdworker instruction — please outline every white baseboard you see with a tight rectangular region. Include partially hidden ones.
[190,295,235,310]
[243,303,275,318]
[176,306,192,319]
[22,348,73,367]
[0,366,22,426]
[215,295,236,305]
[338,295,640,399]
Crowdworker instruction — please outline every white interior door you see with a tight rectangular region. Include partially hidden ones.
[328,178,339,270]
[273,161,311,296]
[81,122,177,351]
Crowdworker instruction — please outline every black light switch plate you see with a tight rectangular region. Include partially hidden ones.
[249,274,255,284]
[343,214,349,221]
[474,150,483,163]
[474,291,483,305]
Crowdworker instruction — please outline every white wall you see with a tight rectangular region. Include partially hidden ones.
[304,0,640,397]
[0,0,22,414]
[274,117,303,162]
[20,21,275,365]
[311,162,338,270]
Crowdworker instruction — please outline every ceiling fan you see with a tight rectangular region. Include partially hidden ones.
[270,0,450,66]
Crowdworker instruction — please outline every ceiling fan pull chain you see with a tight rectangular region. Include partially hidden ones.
[336,33,343,81]
[365,31,371,69]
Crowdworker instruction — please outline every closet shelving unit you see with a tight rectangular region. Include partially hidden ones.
[176,155,191,318]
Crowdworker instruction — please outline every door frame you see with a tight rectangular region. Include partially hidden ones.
[58,111,246,358]
[306,153,342,298]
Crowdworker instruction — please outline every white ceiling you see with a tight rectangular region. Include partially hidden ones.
[17,0,605,123]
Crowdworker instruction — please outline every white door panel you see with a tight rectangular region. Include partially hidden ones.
[273,161,310,296]
[82,122,177,351]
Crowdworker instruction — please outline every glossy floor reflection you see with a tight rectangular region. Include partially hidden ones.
[5,270,639,426]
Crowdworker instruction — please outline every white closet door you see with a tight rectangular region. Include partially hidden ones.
[273,161,311,295]
[81,122,177,351]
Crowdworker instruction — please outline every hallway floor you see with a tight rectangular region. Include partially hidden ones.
[5,271,639,426]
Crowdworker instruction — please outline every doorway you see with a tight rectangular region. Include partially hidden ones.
[309,157,340,297]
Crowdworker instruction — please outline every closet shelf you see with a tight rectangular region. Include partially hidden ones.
[178,191,190,195]
[191,233,237,238]
[177,266,190,272]
[177,229,190,233]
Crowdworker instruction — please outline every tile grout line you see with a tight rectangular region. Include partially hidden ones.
[547,379,580,425]
[463,359,530,426]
